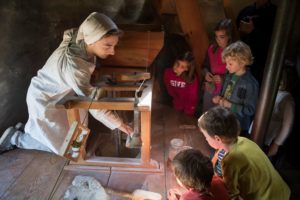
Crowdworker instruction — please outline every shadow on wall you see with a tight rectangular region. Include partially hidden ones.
[0,0,157,133]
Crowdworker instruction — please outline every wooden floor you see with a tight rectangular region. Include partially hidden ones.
[0,102,212,200]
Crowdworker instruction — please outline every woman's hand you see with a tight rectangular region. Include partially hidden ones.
[118,123,134,136]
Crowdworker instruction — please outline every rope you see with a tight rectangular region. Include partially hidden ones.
[134,30,150,101]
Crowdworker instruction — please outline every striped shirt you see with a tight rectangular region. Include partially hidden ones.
[215,149,226,177]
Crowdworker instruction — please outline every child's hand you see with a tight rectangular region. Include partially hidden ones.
[167,189,181,200]
[213,74,222,83]
[213,96,232,108]
[205,72,214,82]
[205,82,215,93]
[212,96,222,104]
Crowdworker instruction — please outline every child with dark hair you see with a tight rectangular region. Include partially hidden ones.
[164,51,199,116]
[168,149,229,200]
[198,106,290,200]
[202,18,233,112]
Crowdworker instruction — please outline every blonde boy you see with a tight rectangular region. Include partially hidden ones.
[212,41,258,134]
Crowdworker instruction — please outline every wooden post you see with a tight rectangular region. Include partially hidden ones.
[66,109,80,126]
[251,0,297,146]
[175,0,209,80]
[141,110,151,165]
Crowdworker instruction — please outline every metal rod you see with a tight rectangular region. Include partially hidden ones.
[251,0,297,146]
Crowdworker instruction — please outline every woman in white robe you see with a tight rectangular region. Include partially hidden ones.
[0,12,133,154]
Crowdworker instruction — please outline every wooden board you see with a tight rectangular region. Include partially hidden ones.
[56,79,155,170]
[0,150,67,200]
[56,96,136,111]
[59,121,91,162]
[0,102,215,200]
[108,171,165,198]
[100,31,164,68]
[0,149,37,196]
[117,72,151,82]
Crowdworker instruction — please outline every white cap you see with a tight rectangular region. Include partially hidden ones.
[76,12,120,45]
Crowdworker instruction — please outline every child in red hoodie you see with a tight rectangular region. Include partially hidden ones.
[164,52,199,116]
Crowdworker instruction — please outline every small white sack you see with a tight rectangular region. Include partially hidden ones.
[64,175,109,200]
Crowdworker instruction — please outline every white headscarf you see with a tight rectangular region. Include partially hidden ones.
[76,12,120,45]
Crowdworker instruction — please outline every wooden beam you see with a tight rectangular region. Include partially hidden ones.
[117,72,151,82]
[68,156,160,170]
[92,66,146,82]
[100,31,164,67]
[101,85,146,92]
[66,109,80,126]
[57,81,153,112]
[152,0,177,15]
[95,66,146,74]
[100,48,162,67]
[66,98,135,111]
[175,0,209,80]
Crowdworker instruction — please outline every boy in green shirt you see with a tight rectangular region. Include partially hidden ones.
[198,106,290,200]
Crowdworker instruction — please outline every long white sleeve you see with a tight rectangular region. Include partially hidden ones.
[89,109,122,130]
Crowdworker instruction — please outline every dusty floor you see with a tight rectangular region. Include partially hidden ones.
[0,103,212,200]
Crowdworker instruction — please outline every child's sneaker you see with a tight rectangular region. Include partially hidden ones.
[125,135,142,149]
[0,127,17,153]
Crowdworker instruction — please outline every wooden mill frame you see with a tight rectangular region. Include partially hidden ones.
[57,29,164,171]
